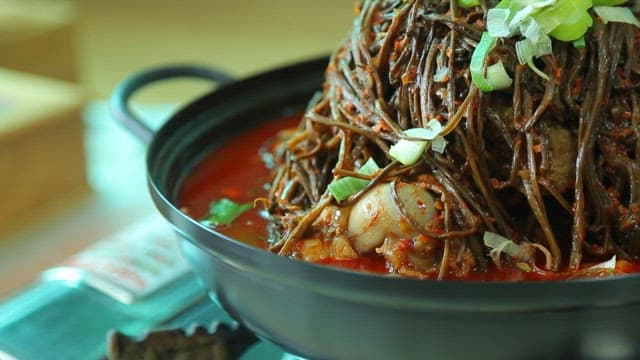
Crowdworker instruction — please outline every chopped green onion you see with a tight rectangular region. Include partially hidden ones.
[509,4,537,31]
[388,121,445,165]
[358,157,381,176]
[520,18,545,42]
[389,136,430,166]
[536,33,553,55]
[534,0,593,36]
[407,119,443,140]
[494,0,512,10]
[328,158,380,201]
[515,38,551,80]
[515,35,552,65]
[483,231,554,269]
[483,232,531,260]
[533,10,565,33]
[473,0,636,90]
[527,59,550,80]
[431,136,448,154]
[486,61,513,90]
[470,32,498,92]
[592,0,629,5]
[479,0,605,84]
[593,6,640,27]
[548,8,593,41]
[487,8,513,37]
[202,198,252,226]
[575,255,618,277]
[573,36,586,48]
[458,0,480,7]
[567,0,593,11]
[531,0,560,9]
[328,177,369,202]
[515,39,533,65]
[588,255,617,270]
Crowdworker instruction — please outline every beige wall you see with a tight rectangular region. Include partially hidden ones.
[76,0,355,101]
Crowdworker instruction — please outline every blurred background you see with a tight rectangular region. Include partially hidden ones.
[0,0,354,298]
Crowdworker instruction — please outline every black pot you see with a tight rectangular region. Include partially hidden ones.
[111,58,640,360]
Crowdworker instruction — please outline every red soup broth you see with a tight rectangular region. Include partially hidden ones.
[178,114,640,281]
[178,114,299,248]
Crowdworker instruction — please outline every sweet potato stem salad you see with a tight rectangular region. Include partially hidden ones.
[198,0,640,280]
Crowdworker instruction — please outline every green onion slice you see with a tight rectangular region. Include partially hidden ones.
[431,136,448,154]
[327,177,369,202]
[548,8,593,41]
[593,6,640,27]
[328,158,380,201]
[483,231,554,269]
[576,255,618,277]
[389,120,446,165]
[389,137,430,166]
[470,32,498,92]
[588,255,617,270]
[202,198,252,226]
[481,0,609,83]
[592,0,629,5]
[483,232,532,260]
[458,0,481,7]
[572,36,587,48]
[358,157,381,176]
[486,61,514,90]
[508,4,537,31]
[407,119,443,140]
[515,37,551,80]
[487,8,513,37]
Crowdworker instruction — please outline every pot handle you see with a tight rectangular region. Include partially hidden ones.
[110,65,235,144]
